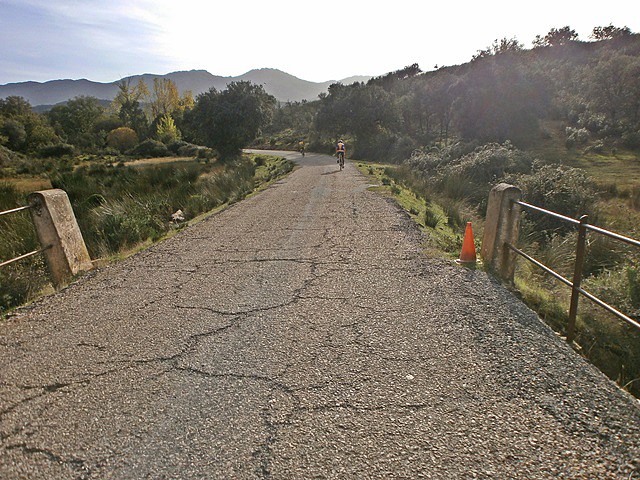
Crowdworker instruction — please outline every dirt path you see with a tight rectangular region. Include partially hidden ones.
[1,151,638,479]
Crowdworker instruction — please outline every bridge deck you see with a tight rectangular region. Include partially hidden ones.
[1,151,638,478]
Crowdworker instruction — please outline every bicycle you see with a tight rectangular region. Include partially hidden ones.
[337,151,344,170]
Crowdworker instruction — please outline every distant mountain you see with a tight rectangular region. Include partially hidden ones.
[0,69,373,108]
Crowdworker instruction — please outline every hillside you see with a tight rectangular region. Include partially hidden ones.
[0,69,373,107]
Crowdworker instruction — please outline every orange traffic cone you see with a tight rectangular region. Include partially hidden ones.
[456,222,477,264]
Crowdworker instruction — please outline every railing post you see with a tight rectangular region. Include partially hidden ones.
[28,189,92,288]
[481,183,522,283]
[567,215,589,342]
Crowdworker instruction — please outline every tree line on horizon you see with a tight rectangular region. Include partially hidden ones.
[0,76,276,164]
[263,24,640,161]
[1,24,638,167]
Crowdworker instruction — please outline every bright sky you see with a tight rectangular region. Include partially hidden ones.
[0,0,637,84]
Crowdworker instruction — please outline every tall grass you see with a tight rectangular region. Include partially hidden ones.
[0,183,50,314]
[49,159,260,259]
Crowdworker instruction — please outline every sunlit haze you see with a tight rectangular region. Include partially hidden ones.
[0,0,637,84]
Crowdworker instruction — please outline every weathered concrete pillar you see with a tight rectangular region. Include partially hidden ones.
[481,183,522,283]
[28,189,92,288]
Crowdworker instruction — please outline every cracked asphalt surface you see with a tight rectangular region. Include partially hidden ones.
[1,150,639,479]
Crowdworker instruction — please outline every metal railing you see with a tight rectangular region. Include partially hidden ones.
[0,204,51,269]
[507,200,640,342]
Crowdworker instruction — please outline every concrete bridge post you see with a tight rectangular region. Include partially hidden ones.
[28,189,92,288]
[481,183,522,283]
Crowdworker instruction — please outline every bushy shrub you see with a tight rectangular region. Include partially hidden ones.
[253,155,267,167]
[389,135,418,162]
[106,127,138,153]
[91,194,172,254]
[179,144,199,157]
[630,186,640,209]
[410,142,533,209]
[101,147,122,157]
[424,207,442,228]
[584,140,606,154]
[577,112,609,134]
[621,130,640,149]
[127,139,170,158]
[353,131,416,163]
[0,183,49,314]
[0,118,27,151]
[38,143,75,158]
[444,142,533,185]
[565,127,590,148]
[155,113,181,144]
[405,149,447,179]
[166,140,200,157]
[516,163,596,236]
[628,267,640,310]
[196,147,216,160]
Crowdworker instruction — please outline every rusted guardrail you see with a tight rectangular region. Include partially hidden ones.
[0,205,52,268]
[482,183,640,342]
[0,190,92,287]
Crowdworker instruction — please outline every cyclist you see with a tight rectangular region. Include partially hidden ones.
[298,141,305,156]
[336,139,345,169]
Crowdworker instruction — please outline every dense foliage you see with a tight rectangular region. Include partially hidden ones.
[260,31,640,164]
[185,81,276,158]
[0,78,274,161]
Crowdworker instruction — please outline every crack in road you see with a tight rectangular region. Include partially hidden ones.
[5,443,88,475]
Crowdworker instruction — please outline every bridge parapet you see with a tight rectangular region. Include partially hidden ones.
[27,189,92,288]
[481,183,522,282]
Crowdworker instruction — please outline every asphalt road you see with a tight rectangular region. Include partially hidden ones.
[1,151,639,479]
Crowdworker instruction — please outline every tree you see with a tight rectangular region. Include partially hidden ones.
[590,24,632,41]
[452,61,549,145]
[585,54,640,128]
[367,64,422,91]
[533,27,578,47]
[47,96,105,147]
[150,78,180,119]
[112,79,148,135]
[178,90,195,112]
[0,96,58,153]
[473,37,524,60]
[187,81,276,157]
[0,96,33,117]
[171,90,195,141]
[314,82,355,137]
[0,118,27,151]
[349,84,399,139]
[156,113,181,144]
[416,72,458,143]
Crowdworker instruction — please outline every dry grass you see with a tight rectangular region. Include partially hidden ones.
[533,121,640,195]
[124,156,197,167]
[0,177,52,193]
[571,151,640,195]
